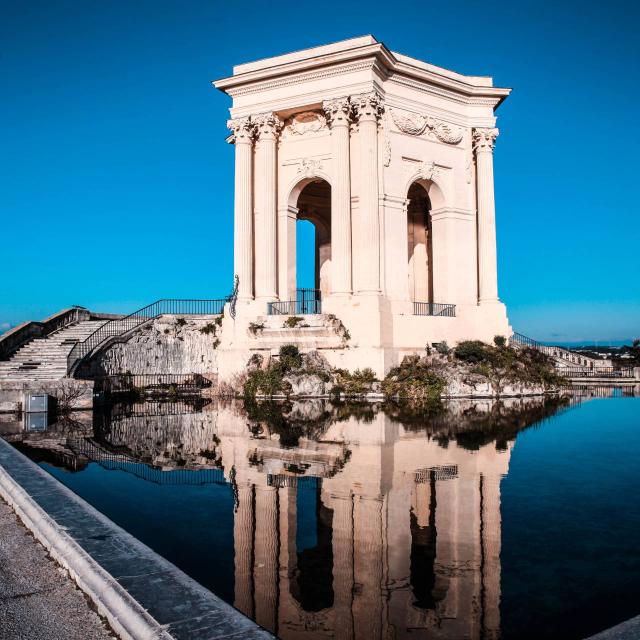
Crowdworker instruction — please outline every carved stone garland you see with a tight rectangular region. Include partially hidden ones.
[389,107,463,144]
[285,111,327,136]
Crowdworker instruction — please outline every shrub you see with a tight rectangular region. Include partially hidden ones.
[248,353,264,369]
[200,322,218,335]
[433,341,450,355]
[279,344,302,370]
[176,318,187,327]
[493,335,507,348]
[248,322,265,335]
[243,367,287,398]
[284,316,304,328]
[454,340,489,363]
[382,356,445,403]
[334,367,378,395]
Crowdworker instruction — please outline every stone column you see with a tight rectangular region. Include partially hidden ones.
[473,127,500,304]
[353,92,383,294]
[331,492,354,640]
[254,113,282,301]
[228,117,254,300]
[323,97,352,295]
[233,483,255,617]
[253,485,279,632]
[353,494,384,640]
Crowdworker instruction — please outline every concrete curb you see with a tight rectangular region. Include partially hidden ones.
[0,462,172,640]
[0,436,273,640]
[586,615,640,640]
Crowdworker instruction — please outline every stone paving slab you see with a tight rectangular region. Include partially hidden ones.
[0,437,273,640]
[0,498,114,640]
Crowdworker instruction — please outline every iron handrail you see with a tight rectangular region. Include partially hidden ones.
[509,332,542,348]
[268,299,323,315]
[413,302,456,317]
[561,367,635,379]
[268,288,322,315]
[509,333,610,370]
[67,299,226,375]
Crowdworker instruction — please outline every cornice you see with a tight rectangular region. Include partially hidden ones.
[387,74,507,110]
[214,43,394,90]
[213,40,511,111]
[224,60,376,100]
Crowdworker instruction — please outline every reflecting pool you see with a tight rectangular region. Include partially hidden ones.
[2,387,640,639]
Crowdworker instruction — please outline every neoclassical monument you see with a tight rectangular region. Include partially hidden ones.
[214,36,512,376]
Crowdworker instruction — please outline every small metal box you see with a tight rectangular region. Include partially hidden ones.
[24,412,48,432]
[24,393,50,413]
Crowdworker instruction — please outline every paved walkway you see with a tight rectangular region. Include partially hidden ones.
[0,498,114,640]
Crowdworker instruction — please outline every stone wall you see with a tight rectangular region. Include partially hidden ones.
[86,315,221,378]
[0,380,94,412]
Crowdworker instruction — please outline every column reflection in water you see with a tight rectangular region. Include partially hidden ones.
[225,402,516,640]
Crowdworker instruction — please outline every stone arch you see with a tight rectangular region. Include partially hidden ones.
[402,174,447,212]
[406,180,435,303]
[280,174,332,301]
[286,172,333,210]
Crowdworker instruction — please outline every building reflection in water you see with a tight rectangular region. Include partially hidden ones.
[1,393,602,639]
[217,401,512,640]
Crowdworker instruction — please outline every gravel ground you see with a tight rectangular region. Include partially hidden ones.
[0,497,115,640]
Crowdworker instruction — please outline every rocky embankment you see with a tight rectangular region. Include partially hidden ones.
[233,339,567,402]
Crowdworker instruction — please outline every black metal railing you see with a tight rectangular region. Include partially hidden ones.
[413,302,456,317]
[67,299,226,375]
[561,367,635,379]
[509,332,542,348]
[94,373,213,394]
[268,288,322,315]
[66,439,227,486]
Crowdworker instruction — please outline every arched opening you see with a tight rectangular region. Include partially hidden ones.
[295,179,331,308]
[407,182,433,303]
[290,477,334,612]
[296,220,316,289]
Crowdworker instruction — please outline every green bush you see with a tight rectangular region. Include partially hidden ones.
[279,344,302,370]
[382,356,446,403]
[334,367,378,395]
[493,335,507,348]
[200,322,218,335]
[248,321,265,335]
[284,316,304,328]
[433,341,450,355]
[243,367,287,398]
[454,340,489,363]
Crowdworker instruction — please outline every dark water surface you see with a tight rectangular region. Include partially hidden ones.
[3,389,640,640]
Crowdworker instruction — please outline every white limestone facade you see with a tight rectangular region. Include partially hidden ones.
[213,36,512,377]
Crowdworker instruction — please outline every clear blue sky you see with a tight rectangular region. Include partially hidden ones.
[2,0,638,343]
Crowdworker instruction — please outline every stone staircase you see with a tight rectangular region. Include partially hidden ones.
[248,314,348,353]
[0,320,107,381]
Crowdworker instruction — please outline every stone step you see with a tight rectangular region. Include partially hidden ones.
[0,319,108,383]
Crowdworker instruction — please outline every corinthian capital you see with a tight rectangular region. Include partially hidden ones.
[473,127,499,153]
[227,117,254,144]
[253,112,284,140]
[322,97,351,127]
[352,91,384,122]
